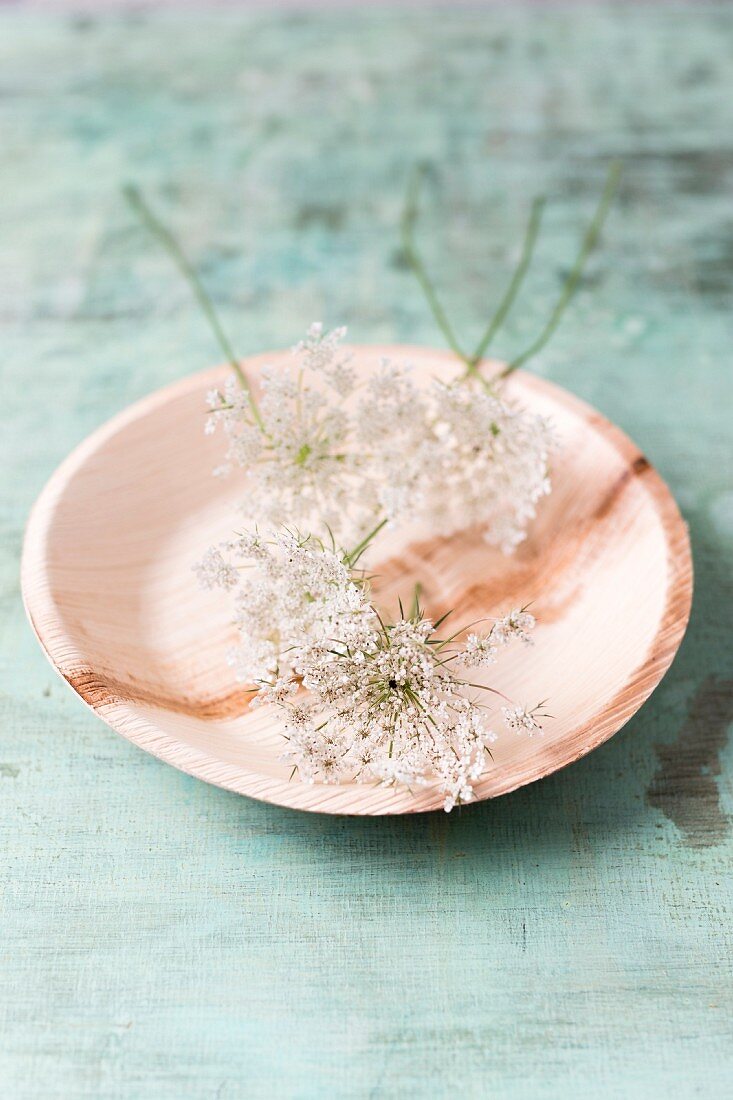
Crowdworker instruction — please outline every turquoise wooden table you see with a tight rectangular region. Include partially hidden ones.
[2,5,732,1097]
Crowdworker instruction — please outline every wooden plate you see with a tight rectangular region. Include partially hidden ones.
[21,347,692,814]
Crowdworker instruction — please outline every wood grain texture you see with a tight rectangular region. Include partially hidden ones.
[22,347,692,815]
[2,6,733,1098]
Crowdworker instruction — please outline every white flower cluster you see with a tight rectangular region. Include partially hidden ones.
[198,324,554,808]
[355,369,554,553]
[501,704,547,735]
[194,528,371,685]
[205,323,555,551]
[463,608,536,666]
[195,531,543,810]
[205,325,373,543]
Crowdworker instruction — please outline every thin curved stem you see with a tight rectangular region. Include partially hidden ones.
[123,184,265,430]
[498,161,622,378]
[401,165,469,365]
[462,195,546,379]
[345,517,389,567]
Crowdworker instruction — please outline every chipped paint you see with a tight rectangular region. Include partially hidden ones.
[647,677,733,848]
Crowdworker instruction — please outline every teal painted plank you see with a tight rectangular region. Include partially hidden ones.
[1,6,732,1098]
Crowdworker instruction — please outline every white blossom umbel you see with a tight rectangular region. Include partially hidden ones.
[205,323,555,551]
[195,529,544,811]
[194,529,372,685]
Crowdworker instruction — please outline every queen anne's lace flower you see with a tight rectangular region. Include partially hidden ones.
[501,704,546,736]
[280,616,497,810]
[195,527,544,810]
[199,325,552,808]
[194,528,373,685]
[463,608,536,666]
[194,547,240,591]
[205,329,375,542]
[438,387,552,554]
[205,323,555,550]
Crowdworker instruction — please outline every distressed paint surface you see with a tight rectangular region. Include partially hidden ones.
[1,5,732,1098]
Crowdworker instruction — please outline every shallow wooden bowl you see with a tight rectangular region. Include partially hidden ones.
[22,347,692,814]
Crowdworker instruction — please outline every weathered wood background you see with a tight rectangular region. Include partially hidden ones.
[2,5,732,1097]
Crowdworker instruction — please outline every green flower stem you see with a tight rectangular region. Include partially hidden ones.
[123,184,265,431]
[499,160,622,378]
[461,195,546,379]
[402,160,621,386]
[345,517,389,567]
[401,165,468,365]
[410,581,423,619]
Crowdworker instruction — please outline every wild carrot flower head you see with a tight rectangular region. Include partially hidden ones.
[204,323,555,551]
[195,525,544,810]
